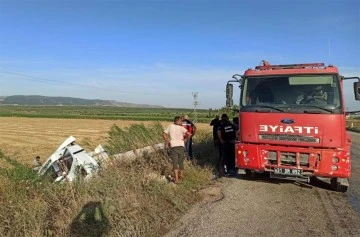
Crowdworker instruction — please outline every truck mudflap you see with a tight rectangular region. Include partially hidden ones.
[331,177,349,192]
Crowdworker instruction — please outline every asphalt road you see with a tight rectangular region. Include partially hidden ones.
[166,132,360,237]
[348,132,360,215]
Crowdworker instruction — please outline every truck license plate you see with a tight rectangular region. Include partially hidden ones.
[274,168,302,175]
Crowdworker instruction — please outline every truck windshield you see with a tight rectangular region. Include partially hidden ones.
[241,75,342,113]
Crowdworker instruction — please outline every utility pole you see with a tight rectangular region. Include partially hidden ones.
[192,92,198,123]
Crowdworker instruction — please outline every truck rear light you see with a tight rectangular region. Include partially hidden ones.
[331,165,338,171]
[332,157,339,163]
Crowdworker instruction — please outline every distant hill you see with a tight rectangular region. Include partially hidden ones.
[0,95,164,108]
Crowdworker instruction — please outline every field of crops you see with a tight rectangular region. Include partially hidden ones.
[0,105,232,165]
[0,117,211,165]
[0,105,219,122]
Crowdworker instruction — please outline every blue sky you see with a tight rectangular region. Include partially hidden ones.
[0,0,359,109]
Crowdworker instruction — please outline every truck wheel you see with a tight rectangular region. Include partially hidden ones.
[244,169,256,179]
[331,178,348,193]
[309,176,318,185]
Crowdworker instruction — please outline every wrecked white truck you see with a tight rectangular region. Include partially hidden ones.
[37,136,101,182]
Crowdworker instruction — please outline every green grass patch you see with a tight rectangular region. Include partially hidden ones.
[0,105,219,123]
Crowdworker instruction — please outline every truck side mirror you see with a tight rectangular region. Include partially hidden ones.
[226,83,233,99]
[354,82,360,100]
[226,98,233,107]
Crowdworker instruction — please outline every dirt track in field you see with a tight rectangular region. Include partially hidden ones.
[0,117,209,164]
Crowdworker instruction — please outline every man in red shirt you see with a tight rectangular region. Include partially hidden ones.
[182,115,197,160]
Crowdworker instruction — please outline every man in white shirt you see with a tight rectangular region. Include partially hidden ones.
[163,116,192,184]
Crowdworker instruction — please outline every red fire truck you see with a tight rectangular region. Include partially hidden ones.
[226,60,360,192]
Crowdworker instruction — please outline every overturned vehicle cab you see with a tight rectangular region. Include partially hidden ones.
[37,136,100,182]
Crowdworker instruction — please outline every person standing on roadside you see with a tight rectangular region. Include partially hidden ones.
[232,116,240,139]
[163,116,192,184]
[210,115,221,176]
[32,156,42,172]
[182,115,197,160]
[210,115,220,146]
[217,114,236,176]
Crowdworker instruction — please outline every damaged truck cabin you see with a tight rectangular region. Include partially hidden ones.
[226,61,360,192]
[37,136,100,182]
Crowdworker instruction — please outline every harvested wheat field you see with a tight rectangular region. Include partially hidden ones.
[347,119,360,128]
[0,117,210,165]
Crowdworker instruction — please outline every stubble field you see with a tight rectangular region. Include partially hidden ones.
[0,117,210,165]
[347,119,360,128]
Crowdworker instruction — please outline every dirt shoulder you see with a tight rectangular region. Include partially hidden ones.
[165,177,360,237]
[165,133,360,237]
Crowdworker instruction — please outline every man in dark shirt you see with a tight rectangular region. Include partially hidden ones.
[210,115,220,146]
[232,116,239,139]
[182,115,197,160]
[217,113,236,176]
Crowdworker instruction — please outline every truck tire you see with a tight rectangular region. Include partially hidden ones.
[244,169,256,179]
[309,176,318,185]
[331,178,348,193]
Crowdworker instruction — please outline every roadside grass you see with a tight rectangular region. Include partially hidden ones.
[104,122,164,155]
[192,129,218,169]
[0,122,215,237]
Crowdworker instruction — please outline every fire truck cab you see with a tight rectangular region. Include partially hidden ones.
[226,60,360,192]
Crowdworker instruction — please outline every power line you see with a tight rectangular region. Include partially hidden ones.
[0,70,120,92]
[0,70,189,96]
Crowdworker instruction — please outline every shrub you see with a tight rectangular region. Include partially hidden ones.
[105,122,164,155]
[0,150,38,182]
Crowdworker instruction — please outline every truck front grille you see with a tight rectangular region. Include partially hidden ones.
[259,134,319,143]
[267,151,313,167]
